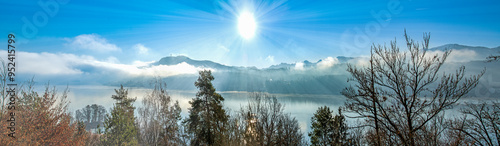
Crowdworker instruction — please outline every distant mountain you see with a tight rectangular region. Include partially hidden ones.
[116,55,354,95]
[430,44,491,51]
[267,56,354,70]
[429,44,500,59]
[151,44,498,73]
[111,44,499,96]
[266,60,315,70]
[336,56,355,62]
[155,55,356,71]
[266,62,293,70]
[154,55,237,70]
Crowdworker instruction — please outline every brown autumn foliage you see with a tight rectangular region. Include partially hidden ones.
[0,83,87,145]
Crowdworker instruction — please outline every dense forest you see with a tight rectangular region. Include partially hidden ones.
[0,32,499,146]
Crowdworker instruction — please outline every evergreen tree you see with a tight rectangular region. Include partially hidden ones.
[309,106,350,146]
[184,70,229,145]
[101,85,138,145]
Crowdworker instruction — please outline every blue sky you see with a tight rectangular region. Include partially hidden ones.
[1,0,500,68]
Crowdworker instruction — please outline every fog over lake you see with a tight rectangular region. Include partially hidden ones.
[61,85,345,136]
[59,84,492,139]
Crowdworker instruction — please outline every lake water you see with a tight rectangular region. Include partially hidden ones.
[62,85,346,138]
[56,85,486,141]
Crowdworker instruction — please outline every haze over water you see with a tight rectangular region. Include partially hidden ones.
[63,85,344,137]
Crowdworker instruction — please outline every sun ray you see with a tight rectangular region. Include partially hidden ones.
[238,11,257,39]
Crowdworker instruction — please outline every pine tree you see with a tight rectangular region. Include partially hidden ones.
[101,85,138,145]
[309,106,350,146]
[184,70,229,145]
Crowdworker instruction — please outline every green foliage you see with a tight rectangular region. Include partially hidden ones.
[309,106,350,146]
[101,85,138,145]
[184,70,229,145]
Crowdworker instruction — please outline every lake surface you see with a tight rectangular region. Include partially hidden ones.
[62,85,346,138]
[55,85,488,140]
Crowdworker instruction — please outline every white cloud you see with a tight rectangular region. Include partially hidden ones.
[68,34,121,52]
[294,62,304,70]
[1,50,212,77]
[427,49,478,63]
[265,55,274,63]
[87,60,210,77]
[347,56,370,67]
[345,49,479,68]
[1,51,90,75]
[317,57,339,69]
[105,56,120,64]
[132,60,155,67]
[133,43,149,55]
[218,44,230,52]
[135,62,210,77]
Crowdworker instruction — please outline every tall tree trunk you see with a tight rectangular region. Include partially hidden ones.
[370,49,381,146]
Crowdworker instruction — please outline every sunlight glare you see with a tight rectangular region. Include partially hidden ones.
[238,12,257,39]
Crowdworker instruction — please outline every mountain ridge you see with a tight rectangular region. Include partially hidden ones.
[110,44,499,96]
[429,44,498,51]
[154,55,236,70]
[155,44,498,70]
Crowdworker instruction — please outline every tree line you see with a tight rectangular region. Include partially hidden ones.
[0,31,498,145]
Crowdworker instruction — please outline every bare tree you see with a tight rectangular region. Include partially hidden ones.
[137,78,182,145]
[85,132,102,146]
[486,53,499,62]
[342,30,484,146]
[450,102,500,146]
[75,104,107,131]
[0,59,8,116]
[238,92,304,146]
[417,113,447,145]
[225,110,246,146]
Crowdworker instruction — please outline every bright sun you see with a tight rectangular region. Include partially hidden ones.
[238,12,257,39]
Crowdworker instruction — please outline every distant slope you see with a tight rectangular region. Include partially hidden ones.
[431,44,491,51]
[111,44,499,96]
[430,44,500,59]
[154,55,236,70]
[267,56,354,70]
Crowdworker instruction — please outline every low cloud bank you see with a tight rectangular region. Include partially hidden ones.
[0,51,214,78]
